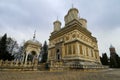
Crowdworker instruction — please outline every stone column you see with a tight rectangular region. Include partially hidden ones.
[24,53,28,66]
[47,50,50,62]
[10,60,14,66]
[75,42,78,56]
[15,60,19,66]
[22,54,25,63]
[33,58,38,70]
[83,46,85,56]
[77,43,80,56]
[61,43,65,58]
[71,44,73,55]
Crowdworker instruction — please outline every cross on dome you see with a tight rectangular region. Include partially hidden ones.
[110,44,115,48]
[72,3,74,8]
[57,16,58,21]
[33,30,36,40]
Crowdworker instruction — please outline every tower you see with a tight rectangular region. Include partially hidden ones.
[64,7,79,25]
[109,44,116,54]
[109,45,120,68]
[79,18,87,28]
[53,19,61,32]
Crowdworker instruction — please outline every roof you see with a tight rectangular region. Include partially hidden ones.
[25,39,42,47]
[110,44,115,48]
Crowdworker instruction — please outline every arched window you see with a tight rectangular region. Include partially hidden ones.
[91,49,93,57]
[68,44,72,54]
[27,54,33,62]
[31,51,36,55]
[56,49,60,61]
[65,45,67,55]
[95,52,97,59]
[79,45,83,54]
[86,47,88,56]
[27,51,37,62]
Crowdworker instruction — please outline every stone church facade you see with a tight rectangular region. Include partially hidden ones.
[48,7,102,70]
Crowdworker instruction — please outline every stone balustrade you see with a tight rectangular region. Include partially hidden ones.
[0,59,38,71]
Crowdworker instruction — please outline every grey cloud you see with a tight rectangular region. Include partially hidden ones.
[0,0,120,56]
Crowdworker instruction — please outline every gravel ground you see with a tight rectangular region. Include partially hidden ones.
[0,69,120,80]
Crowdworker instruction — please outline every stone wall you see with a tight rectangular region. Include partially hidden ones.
[50,60,69,71]
[49,60,108,71]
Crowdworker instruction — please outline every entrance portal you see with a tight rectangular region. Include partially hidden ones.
[27,51,37,62]
[56,49,60,61]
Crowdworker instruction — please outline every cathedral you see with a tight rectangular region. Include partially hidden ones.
[48,7,102,70]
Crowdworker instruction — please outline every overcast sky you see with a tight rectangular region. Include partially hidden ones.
[0,0,120,56]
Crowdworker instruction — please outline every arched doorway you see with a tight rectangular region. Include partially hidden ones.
[56,49,60,61]
[27,51,37,62]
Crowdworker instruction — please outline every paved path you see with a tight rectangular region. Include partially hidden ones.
[0,69,120,80]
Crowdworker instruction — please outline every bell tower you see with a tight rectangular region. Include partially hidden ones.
[109,44,116,54]
[53,19,61,32]
[64,7,79,25]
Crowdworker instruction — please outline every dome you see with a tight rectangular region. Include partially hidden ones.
[24,31,42,47]
[110,44,115,48]
[64,7,79,24]
[53,20,61,25]
[25,39,42,47]
[68,8,79,14]
[53,20,61,31]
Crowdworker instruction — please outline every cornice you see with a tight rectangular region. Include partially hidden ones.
[49,19,92,40]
